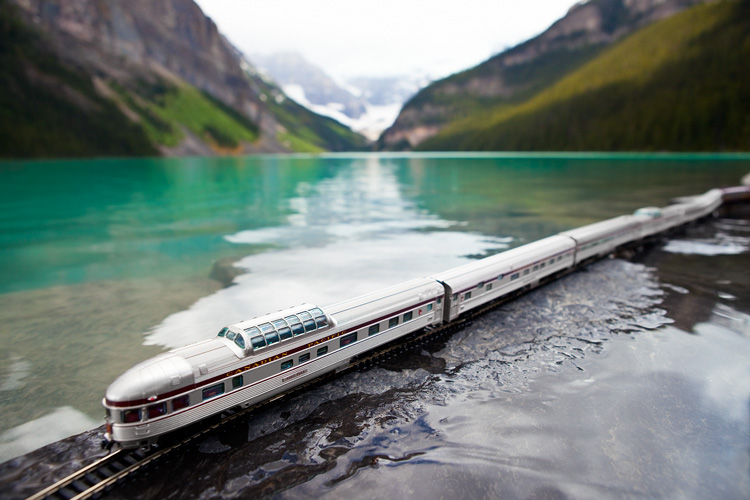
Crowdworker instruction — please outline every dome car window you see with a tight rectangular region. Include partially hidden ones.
[251,335,266,350]
[265,331,280,345]
[278,327,293,341]
[234,334,246,349]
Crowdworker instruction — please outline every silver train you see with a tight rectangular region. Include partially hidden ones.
[102,187,737,449]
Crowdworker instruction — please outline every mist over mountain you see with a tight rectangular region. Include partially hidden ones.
[0,0,366,158]
[252,52,428,140]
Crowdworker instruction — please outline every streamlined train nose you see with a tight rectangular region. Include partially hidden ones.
[105,352,194,403]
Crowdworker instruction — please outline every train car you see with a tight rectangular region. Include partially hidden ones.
[103,279,443,449]
[102,186,742,449]
[560,215,644,265]
[433,235,576,322]
[720,185,750,204]
[633,206,671,240]
[682,188,722,222]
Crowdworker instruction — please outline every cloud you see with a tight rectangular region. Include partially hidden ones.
[194,0,579,79]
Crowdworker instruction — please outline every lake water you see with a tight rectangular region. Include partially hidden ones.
[0,154,749,498]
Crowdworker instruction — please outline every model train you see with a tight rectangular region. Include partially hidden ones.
[102,187,738,449]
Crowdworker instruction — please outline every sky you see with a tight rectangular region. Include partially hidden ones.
[193,0,582,81]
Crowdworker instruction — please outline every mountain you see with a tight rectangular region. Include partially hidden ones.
[379,0,716,151]
[252,52,367,122]
[0,0,366,158]
[418,0,750,152]
[252,51,427,140]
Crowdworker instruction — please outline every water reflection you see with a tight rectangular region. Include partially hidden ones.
[147,158,511,348]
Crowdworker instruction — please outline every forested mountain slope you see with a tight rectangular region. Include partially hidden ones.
[419,0,749,151]
[0,0,366,159]
[378,0,722,151]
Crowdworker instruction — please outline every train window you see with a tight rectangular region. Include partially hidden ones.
[540,263,546,269]
[226,331,236,341]
[523,269,529,276]
[234,334,246,349]
[298,311,313,321]
[251,335,266,350]
[389,317,399,328]
[291,323,305,336]
[428,303,434,311]
[497,274,504,281]
[317,346,328,356]
[477,281,484,289]
[452,294,458,301]
[557,256,563,261]
[303,319,316,332]
[465,291,472,300]
[202,383,224,401]
[259,323,274,334]
[244,326,260,337]
[285,315,300,325]
[217,327,228,337]
[147,403,167,419]
[232,375,243,388]
[369,324,380,336]
[299,353,310,363]
[265,331,280,346]
[281,360,293,371]
[404,311,413,321]
[310,308,325,317]
[340,332,357,347]
[315,316,328,328]
[272,319,287,330]
[278,327,293,341]
[486,284,492,292]
[122,409,141,423]
[533,265,539,271]
[173,395,189,411]
[549,259,555,265]
[437,297,442,304]
[511,273,520,280]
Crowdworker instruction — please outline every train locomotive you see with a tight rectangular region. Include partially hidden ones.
[102,187,730,449]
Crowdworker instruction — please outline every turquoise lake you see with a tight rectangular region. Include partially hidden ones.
[1,153,749,498]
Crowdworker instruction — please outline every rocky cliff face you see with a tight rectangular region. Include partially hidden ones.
[9,0,306,153]
[380,0,713,150]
